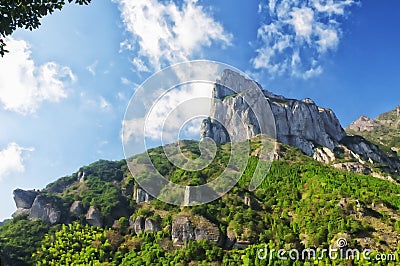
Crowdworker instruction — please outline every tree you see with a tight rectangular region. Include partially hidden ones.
[0,0,92,56]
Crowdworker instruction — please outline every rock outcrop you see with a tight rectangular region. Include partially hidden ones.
[200,69,400,175]
[133,216,145,235]
[348,116,379,132]
[86,206,102,227]
[172,215,220,246]
[200,69,346,156]
[144,218,160,232]
[172,216,195,245]
[341,136,400,174]
[29,196,61,225]
[13,189,38,209]
[135,188,152,203]
[70,201,84,217]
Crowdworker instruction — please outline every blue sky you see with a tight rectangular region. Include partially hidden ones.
[0,0,399,220]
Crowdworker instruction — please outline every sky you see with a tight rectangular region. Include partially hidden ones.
[0,0,399,220]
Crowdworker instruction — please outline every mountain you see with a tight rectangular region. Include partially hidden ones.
[1,70,400,265]
[347,106,400,156]
[201,70,400,179]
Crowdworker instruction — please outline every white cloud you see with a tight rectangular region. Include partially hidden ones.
[115,0,232,71]
[0,143,34,180]
[253,0,358,79]
[0,38,75,114]
[123,83,213,144]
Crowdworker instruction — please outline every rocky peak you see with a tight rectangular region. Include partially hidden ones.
[348,116,379,132]
[13,189,38,209]
[201,70,346,156]
[29,195,61,225]
[200,70,400,176]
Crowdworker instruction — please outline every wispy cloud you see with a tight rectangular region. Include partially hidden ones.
[115,0,232,71]
[86,60,98,76]
[253,0,359,79]
[0,38,75,114]
[99,96,112,111]
[0,143,34,180]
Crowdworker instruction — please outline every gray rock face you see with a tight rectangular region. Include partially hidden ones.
[200,70,346,156]
[70,201,84,217]
[144,218,160,232]
[135,188,152,203]
[86,206,102,227]
[193,217,220,243]
[133,216,145,235]
[313,147,336,164]
[29,196,61,225]
[333,162,371,175]
[341,136,400,173]
[171,216,195,245]
[13,189,38,209]
[172,215,220,246]
[348,116,379,132]
[200,70,400,174]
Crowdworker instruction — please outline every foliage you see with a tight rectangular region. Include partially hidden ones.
[33,222,117,265]
[0,0,92,56]
[3,139,400,265]
[0,215,49,266]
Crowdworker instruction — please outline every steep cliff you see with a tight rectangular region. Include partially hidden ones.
[200,69,400,176]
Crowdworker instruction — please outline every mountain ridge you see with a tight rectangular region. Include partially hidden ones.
[201,69,400,178]
[347,105,400,156]
[2,70,400,265]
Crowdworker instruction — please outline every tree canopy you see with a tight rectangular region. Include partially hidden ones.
[0,0,91,56]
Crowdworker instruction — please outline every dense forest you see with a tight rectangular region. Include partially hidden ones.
[0,139,399,265]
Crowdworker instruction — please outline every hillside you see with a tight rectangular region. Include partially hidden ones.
[347,105,400,156]
[1,139,400,265]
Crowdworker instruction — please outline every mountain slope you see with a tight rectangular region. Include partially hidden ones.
[1,140,400,265]
[347,105,400,156]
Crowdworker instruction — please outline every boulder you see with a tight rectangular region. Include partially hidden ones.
[133,216,145,235]
[172,215,221,246]
[13,189,38,209]
[144,218,160,232]
[313,147,336,164]
[172,216,195,245]
[193,217,220,244]
[86,206,102,227]
[136,188,152,203]
[70,201,84,217]
[29,196,61,225]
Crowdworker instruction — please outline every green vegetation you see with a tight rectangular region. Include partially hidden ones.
[0,215,49,265]
[1,140,400,265]
[33,222,119,265]
[0,0,92,56]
